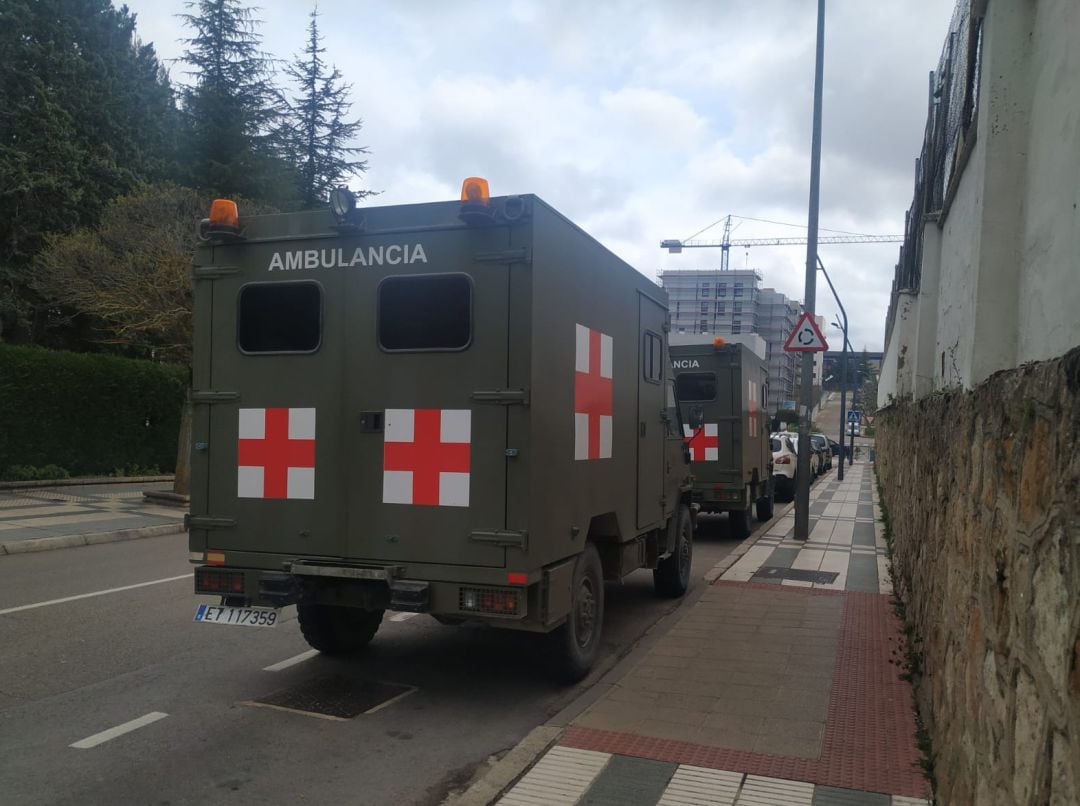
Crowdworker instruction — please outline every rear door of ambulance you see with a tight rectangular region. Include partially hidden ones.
[194,236,350,561]
[340,225,510,569]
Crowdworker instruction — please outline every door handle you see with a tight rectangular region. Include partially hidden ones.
[359,411,384,432]
[640,421,647,437]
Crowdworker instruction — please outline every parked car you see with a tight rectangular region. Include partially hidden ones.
[770,432,799,501]
[811,433,832,472]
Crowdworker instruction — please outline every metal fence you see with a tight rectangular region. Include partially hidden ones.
[885,0,986,346]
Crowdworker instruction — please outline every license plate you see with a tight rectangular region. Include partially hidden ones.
[194,603,279,628]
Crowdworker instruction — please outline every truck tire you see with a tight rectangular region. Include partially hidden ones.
[547,544,605,683]
[654,505,693,598]
[756,483,774,522]
[297,604,383,655]
[727,493,753,540]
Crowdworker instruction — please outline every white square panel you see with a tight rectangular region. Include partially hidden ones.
[287,467,315,500]
[238,408,265,440]
[288,408,316,440]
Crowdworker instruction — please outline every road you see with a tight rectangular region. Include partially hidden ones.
[0,515,747,806]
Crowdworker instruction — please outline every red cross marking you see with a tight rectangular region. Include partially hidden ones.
[684,427,719,461]
[575,328,613,460]
[384,409,471,506]
[237,408,315,499]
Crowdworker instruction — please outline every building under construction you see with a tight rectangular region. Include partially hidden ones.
[658,268,802,410]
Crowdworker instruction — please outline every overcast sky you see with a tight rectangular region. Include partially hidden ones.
[124,0,956,351]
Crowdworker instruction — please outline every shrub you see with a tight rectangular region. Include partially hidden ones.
[0,345,186,477]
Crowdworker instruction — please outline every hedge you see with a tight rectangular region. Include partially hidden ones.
[0,345,187,478]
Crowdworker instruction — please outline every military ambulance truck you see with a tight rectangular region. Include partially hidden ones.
[670,338,773,539]
[186,180,692,681]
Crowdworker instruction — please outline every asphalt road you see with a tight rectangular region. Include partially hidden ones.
[0,515,746,806]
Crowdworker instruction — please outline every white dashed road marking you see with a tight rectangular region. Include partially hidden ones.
[389,611,419,622]
[70,712,169,749]
[263,649,320,672]
[0,574,194,616]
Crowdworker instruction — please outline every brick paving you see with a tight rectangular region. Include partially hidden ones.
[498,461,932,806]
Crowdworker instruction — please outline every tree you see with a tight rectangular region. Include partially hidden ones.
[31,183,207,362]
[281,7,371,208]
[177,0,293,203]
[0,0,179,341]
[31,182,270,495]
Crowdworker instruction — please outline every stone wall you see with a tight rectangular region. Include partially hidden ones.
[876,347,1080,806]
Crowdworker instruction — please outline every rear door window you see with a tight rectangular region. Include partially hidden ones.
[237,281,322,353]
[378,274,472,351]
[675,372,717,401]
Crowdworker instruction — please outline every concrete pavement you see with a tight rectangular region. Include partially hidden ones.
[485,459,932,806]
[0,480,185,554]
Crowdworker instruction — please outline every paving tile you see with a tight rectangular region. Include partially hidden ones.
[737,774,815,805]
[760,717,826,742]
[845,554,880,593]
[812,785,890,805]
[581,755,676,806]
[498,746,610,806]
[657,765,742,806]
[753,730,821,758]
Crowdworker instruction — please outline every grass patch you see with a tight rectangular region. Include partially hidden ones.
[875,466,937,802]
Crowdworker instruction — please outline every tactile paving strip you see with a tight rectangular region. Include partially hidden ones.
[657,766,742,805]
[498,746,610,805]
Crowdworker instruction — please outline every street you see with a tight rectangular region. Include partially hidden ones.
[0,515,746,806]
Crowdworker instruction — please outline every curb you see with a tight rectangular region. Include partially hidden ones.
[0,475,174,491]
[0,522,186,556]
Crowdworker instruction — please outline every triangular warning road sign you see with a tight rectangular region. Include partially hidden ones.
[783,312,829,352]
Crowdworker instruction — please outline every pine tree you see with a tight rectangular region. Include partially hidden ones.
[0,0,179,342]
[281,7,371,209]
[177,0,290,202]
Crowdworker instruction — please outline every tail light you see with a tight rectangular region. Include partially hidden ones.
[195,567,245,595]
[459,586,520,616]
[775,455,792,465]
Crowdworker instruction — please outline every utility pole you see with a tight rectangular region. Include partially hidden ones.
[795,0,826,541]
[817,257,847,482]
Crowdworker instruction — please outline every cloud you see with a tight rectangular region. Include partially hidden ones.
[122,0,957,350]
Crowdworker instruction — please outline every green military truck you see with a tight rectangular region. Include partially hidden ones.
[669,338,773,539]
[186,181,692,681]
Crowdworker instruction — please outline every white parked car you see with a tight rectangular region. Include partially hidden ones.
[770,432,799,501]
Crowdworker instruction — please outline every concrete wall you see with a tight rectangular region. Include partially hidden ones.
[1016,0,1080,364]
[876,348,1080,806]
[881,0,1080,401]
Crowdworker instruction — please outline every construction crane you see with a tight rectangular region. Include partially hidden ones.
[660,214,903,271]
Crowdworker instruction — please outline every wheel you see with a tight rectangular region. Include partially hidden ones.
[547,544,605,683]
[654,505,693,598]
[756,482,774,521]
[297,603,383,654]
[727,489,753,540]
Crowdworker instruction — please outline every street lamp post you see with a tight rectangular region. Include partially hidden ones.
[816,257,848,481]
[795,0,826,542]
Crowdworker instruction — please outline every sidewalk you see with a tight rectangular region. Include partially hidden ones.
[0,481,185,554]
[494,463,931,806]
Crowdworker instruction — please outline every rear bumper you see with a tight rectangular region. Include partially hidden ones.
[192,557,576,632]
[690,483,750,513]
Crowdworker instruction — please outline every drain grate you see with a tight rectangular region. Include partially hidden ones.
[249,675,416,720]
[752,566,839,585]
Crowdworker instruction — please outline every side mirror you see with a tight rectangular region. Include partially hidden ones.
[688,406,704,430]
